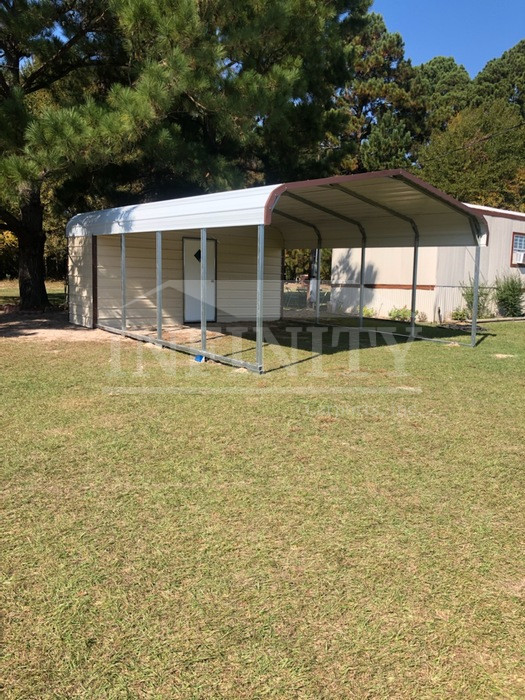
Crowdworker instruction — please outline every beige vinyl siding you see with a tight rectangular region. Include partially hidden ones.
[331,245,438,320]
[97,232,182,328]
[332,245,437,286]
[95,226,282,327]
[96,234,121,326]
[216,226,282,322]
[331,286,436,321]
[434,215,525,318]
[483,215,525,280]
[332,213,525,322]
[68,236,93,327]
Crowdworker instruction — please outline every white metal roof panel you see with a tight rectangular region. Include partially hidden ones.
[66,170,489,248]
[66,184,279,237]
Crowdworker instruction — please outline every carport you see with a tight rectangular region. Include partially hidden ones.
[67,169,488,373]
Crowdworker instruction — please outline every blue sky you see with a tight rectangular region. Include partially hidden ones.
[371,0,525,76]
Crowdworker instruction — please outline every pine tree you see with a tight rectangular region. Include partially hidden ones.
[0,1,128,308]
[1,0,373,308]
[360,111,412,171]
[334,13,418,172]
[410,56,472,132]
[473,40,525,117]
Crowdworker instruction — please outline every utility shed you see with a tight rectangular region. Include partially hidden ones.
[67,169,487,373]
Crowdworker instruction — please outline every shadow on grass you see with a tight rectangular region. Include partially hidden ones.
[203,318,494,373]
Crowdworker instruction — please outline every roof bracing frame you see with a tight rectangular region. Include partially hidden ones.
[327,183,421,339]
[280,192,369,328]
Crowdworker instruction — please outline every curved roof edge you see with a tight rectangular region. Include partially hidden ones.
[264,169,486,232]
[66,169,488,242]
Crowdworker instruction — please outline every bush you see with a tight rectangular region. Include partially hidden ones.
[388,305,412,322]
[417,311,428,323]
[460,276,492,318]
[493,274,524,317]
[362,306,375,318]
[451,307,469,322]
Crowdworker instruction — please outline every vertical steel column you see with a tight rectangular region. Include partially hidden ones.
[359,233,366,329]
[156,231,162,340]
[256,224,265,372]
[471,243,481,347]
[200,228,207,351]
[121,234,126,330]
[315,247,321,324]
[410,230,420,337]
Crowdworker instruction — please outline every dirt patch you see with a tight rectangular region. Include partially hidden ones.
[0,311,114,342]
[493,353,516,359]
[0,314,237,344]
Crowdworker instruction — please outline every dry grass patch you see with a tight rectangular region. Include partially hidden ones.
[1,321,524,698]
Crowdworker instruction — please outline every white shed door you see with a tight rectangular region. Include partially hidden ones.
[183,238,216,322]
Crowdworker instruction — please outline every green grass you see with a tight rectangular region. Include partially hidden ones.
[0,279,66,306]
[1,321,524,698]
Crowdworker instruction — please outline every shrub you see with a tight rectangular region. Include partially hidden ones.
[417,311,428,323]
[388,305,412,322]
[493,274,524,317]
[362,306,375,318]
[451,307,469,321]
[460,276,492,318]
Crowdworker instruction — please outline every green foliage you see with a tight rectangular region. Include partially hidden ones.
[362,305,375,318]
[493,274,525,317]
[284,249,331,281]
[473,40,525,117]
[451,307,469,322]
[388,305,413,322]
[360,111,412,171]
[0,0,373,303]
[419,100,525,210]
[411,57,471,132]
[334,13,419,171]
[284,249,310,280]
[460,277,493,318]
[0,231,18,279]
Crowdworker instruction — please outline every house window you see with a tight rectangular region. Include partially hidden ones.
[512,233,525,266]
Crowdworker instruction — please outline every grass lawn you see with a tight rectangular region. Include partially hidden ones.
[1,320,524,698]
[0,279,66,306]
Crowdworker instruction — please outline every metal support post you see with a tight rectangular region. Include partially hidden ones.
[121,234,126,330]
[315,247,321,324]
[410,229,420,337]
[156,231,162,340]
[256,224,265,372]
[471,243,481,347]
[359,233,366,329]
[200,227,207,351]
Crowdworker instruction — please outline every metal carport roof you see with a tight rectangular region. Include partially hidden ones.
[68,169,488,372]
[66,169,487,249]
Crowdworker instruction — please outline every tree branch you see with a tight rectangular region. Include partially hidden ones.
[0,206,23,237]
[0,69,10,98]
[22,10,107,93]
[24,57,108,95]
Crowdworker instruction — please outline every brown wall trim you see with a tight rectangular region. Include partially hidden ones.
[510,231,525,268]
[331,282,435,291]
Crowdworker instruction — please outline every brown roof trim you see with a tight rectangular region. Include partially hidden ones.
[263,170,488,243]
[332,282,435,291]
[467,205,525,223]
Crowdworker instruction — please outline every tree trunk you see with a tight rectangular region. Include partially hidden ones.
[18,191,49,310]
